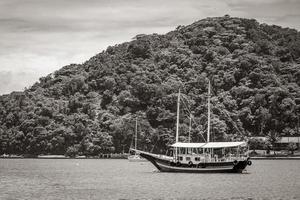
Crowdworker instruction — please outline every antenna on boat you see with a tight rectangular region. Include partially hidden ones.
[207,79,211,143]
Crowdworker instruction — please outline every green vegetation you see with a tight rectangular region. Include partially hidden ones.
[0,16,299,156]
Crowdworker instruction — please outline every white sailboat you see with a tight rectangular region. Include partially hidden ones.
[128,117,146,162]
[131,80,252,173]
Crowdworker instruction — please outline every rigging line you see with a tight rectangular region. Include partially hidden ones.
[214,104,244,135]
[195,128,207,142]
[221,111,242,134]
[129,133,134,150]
[181,102,207,142]
[180,94,192,115]
[190,113,207,140]
[181,113,207,142]
[182,102,208,142]
[176,91,207,142]
[150,135,160,153]
[195,126,206,135]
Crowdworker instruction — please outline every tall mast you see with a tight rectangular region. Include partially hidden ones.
[176,89,180,143]
[189,113,192,143]
[207,80,211,143]
[175,89,180,160]
[135,117,137,150]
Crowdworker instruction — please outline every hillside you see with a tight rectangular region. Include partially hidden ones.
[0,16,300,156]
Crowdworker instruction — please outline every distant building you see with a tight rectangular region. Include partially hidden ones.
[251,136,300,150]
[275,137,300,149]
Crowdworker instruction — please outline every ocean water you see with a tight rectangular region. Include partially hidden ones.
[0,159,299,200]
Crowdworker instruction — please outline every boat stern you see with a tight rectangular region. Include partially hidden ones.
[233,158,252,173]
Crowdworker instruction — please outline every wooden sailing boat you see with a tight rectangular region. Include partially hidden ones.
[128,117,146,162]
[131,81,252,173]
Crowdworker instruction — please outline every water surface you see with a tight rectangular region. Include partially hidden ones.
[0,159,299,199]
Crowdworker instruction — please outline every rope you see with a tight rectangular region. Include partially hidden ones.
[213,103,245,136]
[150,135,160,153]
[179,93,207,142]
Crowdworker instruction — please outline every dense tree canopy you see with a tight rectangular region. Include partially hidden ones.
[0,16,300,156]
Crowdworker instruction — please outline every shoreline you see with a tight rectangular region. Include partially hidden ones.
[0,154,129,159]
[1,155,300,160]
[250,156,300,160]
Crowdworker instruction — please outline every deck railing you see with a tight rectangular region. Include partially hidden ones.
[175,154,248,163]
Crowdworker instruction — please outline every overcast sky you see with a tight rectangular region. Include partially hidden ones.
[0,0,299,95]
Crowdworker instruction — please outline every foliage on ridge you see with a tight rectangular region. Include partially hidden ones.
[0,16,300,156]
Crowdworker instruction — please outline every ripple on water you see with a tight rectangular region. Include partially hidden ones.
[0,159,299,200]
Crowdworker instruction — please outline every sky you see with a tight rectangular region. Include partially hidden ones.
[0,0,299,95]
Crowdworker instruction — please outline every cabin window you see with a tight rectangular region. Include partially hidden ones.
[186,157,191,161]
[180,148,186,154]
[197,148,203,154]
[171,151,174,156]
[195,157,200,161]
[179,156,183,161]
[167,149,173,157]
[193,148,198,154]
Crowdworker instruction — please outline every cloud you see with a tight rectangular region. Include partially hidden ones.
[224,0,300,29]
[0,71,34,94]
[0,0,299,94]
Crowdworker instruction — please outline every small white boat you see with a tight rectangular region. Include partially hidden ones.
[128,154,146,162]
[128,117,147,162]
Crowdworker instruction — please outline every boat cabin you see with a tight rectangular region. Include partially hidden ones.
[171,142,248,164]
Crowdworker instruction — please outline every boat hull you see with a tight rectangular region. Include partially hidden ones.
[140,152,249,173]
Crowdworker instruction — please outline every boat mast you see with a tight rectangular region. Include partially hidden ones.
[189,113,192,143]
[176,89,180,143]
[135,117,137,150]
[175,89,180,160]
[207,80,211,143]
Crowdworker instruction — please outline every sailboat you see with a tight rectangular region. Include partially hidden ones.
[128,117,147,162]
[131,81,252,173]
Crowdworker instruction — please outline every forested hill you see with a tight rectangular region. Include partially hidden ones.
[0,16,300,156]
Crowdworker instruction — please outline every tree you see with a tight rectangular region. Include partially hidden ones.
[287,142,297,155]
[249,138,267,151]
[65,145,80,158]
[266,130,281,154]
[127,39,151,59]
[0,16,300,156]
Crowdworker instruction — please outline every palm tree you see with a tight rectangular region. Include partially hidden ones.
[266,130,281,155]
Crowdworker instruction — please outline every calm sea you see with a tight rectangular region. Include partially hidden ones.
[0,159,299,200]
